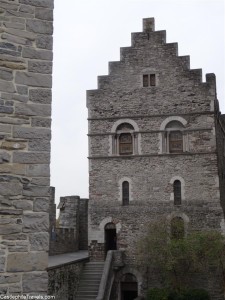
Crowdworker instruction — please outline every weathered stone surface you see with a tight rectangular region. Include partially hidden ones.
[36,34,53,50]
[0,256,6,272]
[19,0,54,9]
[19,4,35,14]
[0,182,22,196]
[3,21,25,30]
[0,274,21,284]
[23,272,48,292]
[0,41,17,51]
[28,139,50,151]
[29,88,51,104]
[0,68,13,81]
[0,124,11,133]
[8,283,22,293]
[0,164,26,175]
[13,126,51,139]
[0,209,23,215]
[0,2,19,11]
[12,200,33,210]
[26,19,53,34]
[4,28,35,40]
[0,105,13,114]
[15,72,52,88]
[0,224,22,235]
[16,85,28,95]
[15,103,51,116]
[1,141,26,150]
[27,164,49,177]
[33,197,49,212]
[30,232,49,250]
[22,212,48,232]
[13,94,28,102]
[3,233,27,240]
[0,116,29,125]
[0,151,10,163]
[0,80,15,92]
[0,59,26,70]
[31,117,51,128]
[7,252,48,272]
[13,152,50,164]
[22,47,52,60]
[31,177,50,186]
[35,7,53,20]
[5,10,34,19]
[28,61,52,74]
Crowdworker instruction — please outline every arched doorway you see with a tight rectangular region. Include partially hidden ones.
[105,222,117,256]
[120,273,138,300]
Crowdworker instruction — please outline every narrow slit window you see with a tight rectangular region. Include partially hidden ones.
[150,74,156,86]
[174,180,181,205]
[122,181,129,205]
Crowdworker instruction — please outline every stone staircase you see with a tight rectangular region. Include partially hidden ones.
[75,261,105,300]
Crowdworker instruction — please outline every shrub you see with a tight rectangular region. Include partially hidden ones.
[147,288,169,300]
[147,288,210,300]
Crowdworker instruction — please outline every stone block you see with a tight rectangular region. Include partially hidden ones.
[4,28,35,40]
[33,198,49,212]
[0,68,13,81]
[16,85,28,95]
[36,35,53,50]
[28,139,50,151]
[19,0,54,9]
[12,200,33,210]
[0,2,19,10]
[31,177,50,186]
[0,151,10,163]
[15,72,52,88]
[0,182,22,196]
[28,61,52,74]
[3,21,25,30]
[8,283,22,293]
[15,103,51,117]
[1,141,26,150]
[0,164,26,175]
[29,88,51,104]
[3,233,27,240]
[23,185,50,197]
[0,224,22,235]
[0,57,26,69]
[0,105,13,114]
[30,232,49,251]
[13,152,50,164]
[22,212,48,233]
[35,8,53,20]
[22,47,52,60]
[0,274,21,284]
[0,80,15,93]
[0,256,6,272]
[26,19,53,34]
[13,94,29,102]
[7,252,48,272]
[26,164,49,177]
[19,4,35,14]
[31,117,51,128]
[0,124,11,133]
[13,126,51,139]
[22,272,48,292]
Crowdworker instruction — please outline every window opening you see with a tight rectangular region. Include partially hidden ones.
[122,181,129,205]
[174,180,181,205]
[143,74,156,87]
[119,133,133,155]
[169,131,183,153]
[150,74,156,86]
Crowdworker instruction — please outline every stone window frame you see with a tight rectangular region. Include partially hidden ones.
[170,176,185,203]
[142,73,156,87]
[159,116,188,154]
[110,119,141,156]
[167,212,189,239]
[119,177,133,204]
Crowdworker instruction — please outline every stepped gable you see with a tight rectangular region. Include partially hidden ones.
[87,18,216,120]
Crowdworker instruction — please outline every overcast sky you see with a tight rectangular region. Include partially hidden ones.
[51,0,225,206]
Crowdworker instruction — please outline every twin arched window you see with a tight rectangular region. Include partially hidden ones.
[113,123,136,155]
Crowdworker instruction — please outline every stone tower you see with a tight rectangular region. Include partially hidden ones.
[87,18,225,298]
[0,0,53,295]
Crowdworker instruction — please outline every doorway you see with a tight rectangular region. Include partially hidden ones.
[104,222,117,256]
[120,274,138,300]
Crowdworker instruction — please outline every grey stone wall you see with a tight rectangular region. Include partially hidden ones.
[79,198,88,250]
[0,0,53,295]
[48,258,88,300]
[87,18,225,298]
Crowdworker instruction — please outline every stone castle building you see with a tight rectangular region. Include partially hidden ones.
[87,18,225,299]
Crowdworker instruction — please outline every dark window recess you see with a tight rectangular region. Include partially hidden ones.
[171,217,184,239]
[122,181,129,205]
[169,131,183,153]
[119,133,133,155]
[150,74,156,86]
[174,180,181,205]
[143,74,156,87]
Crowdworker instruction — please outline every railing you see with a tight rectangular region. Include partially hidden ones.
[96,250,124,300]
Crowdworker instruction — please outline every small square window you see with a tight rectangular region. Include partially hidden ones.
[143,74,156,87]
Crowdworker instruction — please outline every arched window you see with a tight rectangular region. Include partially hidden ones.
[122,181,129,205]
[173,180,181,205]
[165,121,184,153]
[119,133,133,155]
[114,123,135,155]
[171,217,184,239]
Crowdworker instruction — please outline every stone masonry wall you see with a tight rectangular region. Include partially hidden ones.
[79,198,88,250]
[0,0,53,295]
[87,18,224,298]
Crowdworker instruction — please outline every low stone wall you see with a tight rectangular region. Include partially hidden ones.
[49,228,78,256]
[47,257,89,300]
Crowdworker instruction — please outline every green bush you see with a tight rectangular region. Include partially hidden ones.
[147,288,169,300]
[147,288,210,300]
